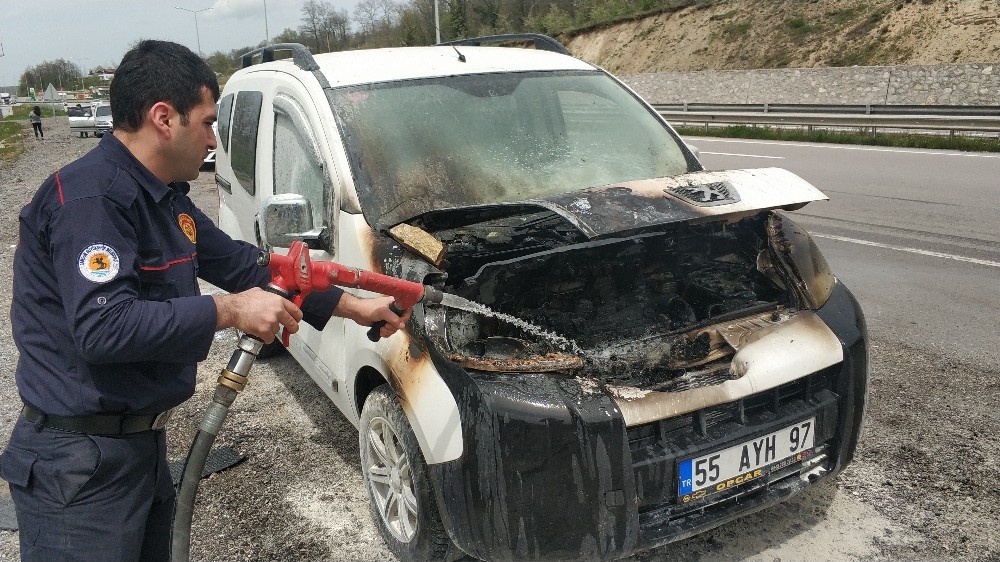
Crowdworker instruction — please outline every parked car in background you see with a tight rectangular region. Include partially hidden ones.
[67,102,111,138]
[67,104,95,137]
[201,119,218,171]
[94,104,113,137]
[214,37,869,562]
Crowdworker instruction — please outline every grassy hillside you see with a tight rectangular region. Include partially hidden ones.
[561,0,1000,74]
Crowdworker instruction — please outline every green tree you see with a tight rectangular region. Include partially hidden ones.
[446,0,470,38]
[20,59,83,95]
[472,0,501,33]
[205,52,233,76]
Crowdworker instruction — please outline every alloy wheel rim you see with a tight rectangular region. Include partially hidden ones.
[365,416,418,542]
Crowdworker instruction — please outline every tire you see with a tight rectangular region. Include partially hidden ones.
[360,385,450,562]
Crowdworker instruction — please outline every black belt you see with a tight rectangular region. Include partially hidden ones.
[22,405,174,436]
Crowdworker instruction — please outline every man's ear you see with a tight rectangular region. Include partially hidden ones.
[148,101,174,137]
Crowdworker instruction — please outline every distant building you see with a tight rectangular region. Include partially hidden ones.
[91,67,117,82]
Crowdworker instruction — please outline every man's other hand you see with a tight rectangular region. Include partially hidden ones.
[335,293,412,339]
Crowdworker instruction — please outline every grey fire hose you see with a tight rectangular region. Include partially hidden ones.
[170,331,266,562]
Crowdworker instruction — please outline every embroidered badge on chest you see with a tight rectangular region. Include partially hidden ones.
[178,213,197,244]
[78,244,120,283]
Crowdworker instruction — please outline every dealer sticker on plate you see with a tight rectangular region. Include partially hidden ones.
[678,418,815,502]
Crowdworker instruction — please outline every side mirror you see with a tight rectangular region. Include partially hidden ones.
[258,194,324,249]
[686,143,701,159]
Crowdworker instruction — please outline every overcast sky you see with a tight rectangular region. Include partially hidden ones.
[0,0,359,87]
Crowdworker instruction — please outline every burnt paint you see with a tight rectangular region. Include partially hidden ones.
[359,228,453,422]
[424,348,639,561]
[814,281,869,469]
[405,284,865,561]
[417,281,867,560]
[766,212,836,310]
[535,168,825,239]
[373,168,825,236]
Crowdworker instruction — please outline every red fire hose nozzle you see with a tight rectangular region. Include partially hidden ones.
[258,241,443,343]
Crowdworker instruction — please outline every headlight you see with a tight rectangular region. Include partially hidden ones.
[764,212,835,309]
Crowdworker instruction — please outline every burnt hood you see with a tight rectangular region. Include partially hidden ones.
[400,168,827,238]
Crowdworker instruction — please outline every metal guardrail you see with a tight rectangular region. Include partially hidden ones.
[652,103,1000,136]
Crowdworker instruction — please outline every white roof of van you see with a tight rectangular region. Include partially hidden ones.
[264,46,597,88]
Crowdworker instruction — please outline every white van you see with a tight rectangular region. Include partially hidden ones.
[214,37,868,562]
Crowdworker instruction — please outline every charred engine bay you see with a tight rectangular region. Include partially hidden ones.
[425,210,791,389]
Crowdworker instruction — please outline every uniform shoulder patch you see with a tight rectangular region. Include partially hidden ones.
[178,213,197,244]
[78,244,120,283]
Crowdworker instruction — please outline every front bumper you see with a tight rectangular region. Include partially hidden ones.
[428,281,867,562]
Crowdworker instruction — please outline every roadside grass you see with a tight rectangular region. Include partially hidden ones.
[8,104,67,119]
[1,103,71,162]
[674,124,1000,153]
[0,120,25,162]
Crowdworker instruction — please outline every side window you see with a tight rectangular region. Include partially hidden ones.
[217,93,234,153]
[231,90,263,196]
[273,93,329,236]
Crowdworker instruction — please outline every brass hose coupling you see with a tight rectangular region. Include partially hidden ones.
[217,368,249,392]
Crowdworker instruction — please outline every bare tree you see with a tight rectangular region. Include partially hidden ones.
[319,8,351,52]
[376,0,402,30]
[354,0,380,37]
[301,0,328,52]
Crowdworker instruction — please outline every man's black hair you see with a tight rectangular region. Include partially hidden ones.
[110,39,219,133]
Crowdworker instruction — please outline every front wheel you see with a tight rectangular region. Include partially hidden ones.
[360,384,450,562]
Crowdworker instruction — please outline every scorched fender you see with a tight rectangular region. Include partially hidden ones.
[426,348,639,562]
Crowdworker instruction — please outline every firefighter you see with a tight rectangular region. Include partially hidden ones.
[0,40,409,562]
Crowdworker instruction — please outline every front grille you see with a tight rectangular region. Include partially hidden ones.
[626,365,840,515]
[627,366,835,449]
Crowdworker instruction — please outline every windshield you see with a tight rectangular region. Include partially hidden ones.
[328,70,691,228]
[96,106,112,118]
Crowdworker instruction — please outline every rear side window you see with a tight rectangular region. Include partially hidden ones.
[231,91,263,196]
[217,93,234,153]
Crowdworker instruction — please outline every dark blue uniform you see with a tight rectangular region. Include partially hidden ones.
[1,134,342,561]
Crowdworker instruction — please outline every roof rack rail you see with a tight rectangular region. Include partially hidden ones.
[240,43,319,71]
[439,34,571,56]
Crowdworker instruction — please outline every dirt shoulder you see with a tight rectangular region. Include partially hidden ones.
[563,0,1000,74]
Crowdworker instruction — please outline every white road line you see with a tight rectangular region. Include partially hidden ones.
[700,151,785,159]
[688,138,1000,158]
[813,233,1000,268]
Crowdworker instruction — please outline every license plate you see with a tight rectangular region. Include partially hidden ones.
[678,418,815,501]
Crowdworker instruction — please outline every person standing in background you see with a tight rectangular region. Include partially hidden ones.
[28,106,43,139]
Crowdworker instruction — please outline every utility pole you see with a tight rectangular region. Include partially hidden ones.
[263,0,270,45]
[175,6,212,57]
[434,0,441,44]
[77,58,88,94]
[0,43,5,93]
